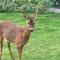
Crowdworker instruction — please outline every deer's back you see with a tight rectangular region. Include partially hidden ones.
[0,21,24,43]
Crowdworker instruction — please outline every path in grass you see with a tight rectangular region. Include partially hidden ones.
[0,13,60,60]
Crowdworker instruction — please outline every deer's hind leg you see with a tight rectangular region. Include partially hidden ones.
[7,42,15,60]
[0,35,3,60]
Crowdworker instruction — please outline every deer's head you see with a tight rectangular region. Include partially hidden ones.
[26,16,35,32]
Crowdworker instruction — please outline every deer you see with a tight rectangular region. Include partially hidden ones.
[0,16,35,60]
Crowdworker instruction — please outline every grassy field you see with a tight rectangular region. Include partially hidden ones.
[0,13,60,60]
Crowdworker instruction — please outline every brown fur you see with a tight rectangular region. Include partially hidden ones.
[0,16,35,60]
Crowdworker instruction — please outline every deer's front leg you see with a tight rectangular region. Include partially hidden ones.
[16,44,23,60]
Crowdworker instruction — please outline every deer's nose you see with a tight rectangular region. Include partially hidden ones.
[30,30,33,32]
[30,27,34,32]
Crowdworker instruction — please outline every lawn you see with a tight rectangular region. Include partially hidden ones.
[0,13,60,60]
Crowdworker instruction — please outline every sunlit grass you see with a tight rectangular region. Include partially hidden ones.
[0,13,60,60]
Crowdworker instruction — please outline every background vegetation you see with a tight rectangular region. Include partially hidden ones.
[0,0,60,13]
[0,0,60,12]
[0,0,48,13]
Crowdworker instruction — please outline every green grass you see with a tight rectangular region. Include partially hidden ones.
[0,13,60,60]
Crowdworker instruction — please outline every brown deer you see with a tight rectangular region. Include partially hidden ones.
[0,16,35,60]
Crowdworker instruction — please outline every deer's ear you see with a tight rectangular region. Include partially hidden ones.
[26,16,30,20]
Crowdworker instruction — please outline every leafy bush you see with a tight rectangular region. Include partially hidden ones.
[0,0,48,14]
[36,1,48,14]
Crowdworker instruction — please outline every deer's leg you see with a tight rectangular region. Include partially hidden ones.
[7,42,15,60]
[0,37,3,60]
[16,44,23,60]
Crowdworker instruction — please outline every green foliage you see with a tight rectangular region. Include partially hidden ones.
[1,0,60,13]
[36,1,48,14]
[44,0,60,8]
[0,0,48,14]
[0,0,20,12]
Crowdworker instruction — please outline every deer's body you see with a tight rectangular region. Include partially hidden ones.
[0,16,35,60]
[0,21,29,45]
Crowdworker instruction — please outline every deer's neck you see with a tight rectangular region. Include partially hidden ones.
[22,25,30,41]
